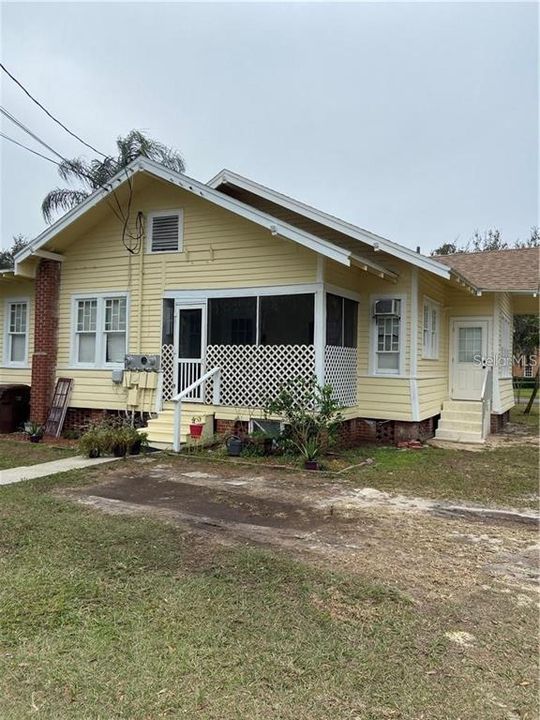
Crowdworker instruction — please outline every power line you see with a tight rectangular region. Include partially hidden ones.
[0,62,108,158]
[0,106,68,162]
[0,131,61,166]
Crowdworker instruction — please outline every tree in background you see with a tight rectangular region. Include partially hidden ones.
[42,130,185,222]
[432,226,539,255]
[514,315,539,364]
[0,234,29,270]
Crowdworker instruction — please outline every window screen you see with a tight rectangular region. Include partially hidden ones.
[259,294,314,345]
[208,297,257,345]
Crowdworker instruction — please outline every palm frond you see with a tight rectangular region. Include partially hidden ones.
[42,188,91,223]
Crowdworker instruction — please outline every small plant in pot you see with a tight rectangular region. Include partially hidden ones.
[189,416,204,439]
[110,426,131,457]
[78,426,104,458]
[25,421,44,444]
[128,429,148,455]
[296,437,321,470]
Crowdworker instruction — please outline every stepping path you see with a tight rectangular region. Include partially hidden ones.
[0,455,119,486]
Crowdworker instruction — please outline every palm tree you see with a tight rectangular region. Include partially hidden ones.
[42,130,185,222]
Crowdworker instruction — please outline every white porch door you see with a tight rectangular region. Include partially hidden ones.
[174,303,206,401]
[451,319,488,400]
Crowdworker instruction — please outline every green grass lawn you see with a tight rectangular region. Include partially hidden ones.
[0,468,537,719]
[339,406,539,508]
[0,438,75,470]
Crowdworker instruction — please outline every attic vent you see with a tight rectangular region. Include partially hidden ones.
[148,211,183,253]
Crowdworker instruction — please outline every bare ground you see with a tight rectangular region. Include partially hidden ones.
[62,456,539,607]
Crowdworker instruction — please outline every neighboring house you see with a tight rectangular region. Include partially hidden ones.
[3,159,539,445]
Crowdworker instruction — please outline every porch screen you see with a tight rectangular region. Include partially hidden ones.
[208,297,256,345]
[326,294,358,347]
[259,294,314,345]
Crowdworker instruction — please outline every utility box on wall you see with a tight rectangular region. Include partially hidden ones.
[124,354,161,372]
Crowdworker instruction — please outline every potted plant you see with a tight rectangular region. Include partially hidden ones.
[189,416,204,439]
[24,420,44,444]
[129,429,148,455]
[78,426,104,458]
[110,426,130,457]
[296,437,321,470]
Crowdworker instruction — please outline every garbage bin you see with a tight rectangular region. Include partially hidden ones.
[0,385,31,433]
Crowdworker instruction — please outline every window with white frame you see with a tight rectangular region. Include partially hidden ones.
[73,295,127,366]
[524,365,533,378]
[147,210,183,253]
[373,298,402,374]
[5,300,28,365]
[500,314,512,378]
[422,298,439,359]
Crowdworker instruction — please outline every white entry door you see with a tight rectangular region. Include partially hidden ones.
[174,303,206,401]
[451,319,489,400]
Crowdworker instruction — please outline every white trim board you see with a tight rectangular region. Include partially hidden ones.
[208,168,454,280]
[15,159,399,282]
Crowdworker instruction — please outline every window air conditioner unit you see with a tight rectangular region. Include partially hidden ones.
[373,299,401,317]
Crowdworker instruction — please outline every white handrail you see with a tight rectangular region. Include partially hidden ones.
[480,365,493,439]
[172,366,221,452]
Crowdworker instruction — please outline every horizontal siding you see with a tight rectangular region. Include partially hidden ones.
[417,271,449,417]
[356,378,413,421]
[56,178,318,410]
[498,378,515,413]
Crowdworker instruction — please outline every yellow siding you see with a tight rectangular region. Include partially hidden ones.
[416,271,449,419]
[498,378,514,412]
[325,257,414,420]
[0,278,34,387]
[56,178,318,409]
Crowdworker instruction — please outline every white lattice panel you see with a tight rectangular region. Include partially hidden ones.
[205,344,316,407]
[324,345,358,406]
[161,344,175,402]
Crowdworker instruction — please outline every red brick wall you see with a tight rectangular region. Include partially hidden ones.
[30,259,61,424]
[490,411,510,434]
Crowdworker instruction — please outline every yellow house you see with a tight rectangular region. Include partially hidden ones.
[4,159,539,446]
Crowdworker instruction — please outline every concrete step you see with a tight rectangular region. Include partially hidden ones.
[435,428,484,444]
[442,400,482,413]
[143,410,215,449]
[440,410,483,422]
[437,420,483,433]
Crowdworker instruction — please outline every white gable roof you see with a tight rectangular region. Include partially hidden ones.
[208,169,454,279]
[15,158,400,281]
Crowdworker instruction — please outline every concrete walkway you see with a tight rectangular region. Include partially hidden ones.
[0,455,119,486]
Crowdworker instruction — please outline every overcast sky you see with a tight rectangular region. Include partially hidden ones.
[1,1,538,254]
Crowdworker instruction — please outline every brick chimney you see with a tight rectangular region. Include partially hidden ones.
[30,259,61,424]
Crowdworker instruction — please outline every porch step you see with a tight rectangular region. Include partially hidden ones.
[434,429,484,444]
[143,406,215,449]
[435,398,485,444]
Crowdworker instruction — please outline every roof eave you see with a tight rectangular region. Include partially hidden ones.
[17,158,377,273]
[208,169,452,280]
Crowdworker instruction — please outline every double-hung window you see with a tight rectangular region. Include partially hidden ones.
[373,298,402,374]
[422,298,440,359]
[5,300,29,365]
[73,294,127,366]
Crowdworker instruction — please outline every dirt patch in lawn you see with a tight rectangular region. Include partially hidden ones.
[63,456,539,606]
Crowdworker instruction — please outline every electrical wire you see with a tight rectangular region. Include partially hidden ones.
[0,62,108,157]
[0,67,144,253]
[0,130,61,166]
[0,105,68,162]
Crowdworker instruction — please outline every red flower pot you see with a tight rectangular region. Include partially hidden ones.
[189,423,204,438]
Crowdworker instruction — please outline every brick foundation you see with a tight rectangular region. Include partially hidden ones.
[337,416,438,447]
[30,259,61,424]
[490,410,510,434]
[214,415,439,447]
[62,408,149,436]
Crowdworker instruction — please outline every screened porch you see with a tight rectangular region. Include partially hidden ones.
[159,289,359,409]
